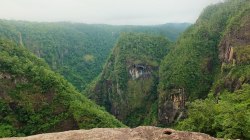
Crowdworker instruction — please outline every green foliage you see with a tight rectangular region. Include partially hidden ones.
[157,2,250,138]
[1,0,249,138]
[142,101,158,125]
[0,39,124,137]
[83,54,95,62]
[69,100,124,128]
[159,0,249,101]
[176,84,250,139]
[0,20,189,91]
[212,1,250,93]
[174,1,250,139]
[87,33,171,126]
[234,45,250,65]
[0,125,17,137]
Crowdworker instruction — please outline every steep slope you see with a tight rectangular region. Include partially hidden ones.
[0,39,124,138]
[0,22,119,91]
[158,0,249,125]
[177,2,250,139]
[215,4,250,93]
[0,21,190,91]
[86,33,171,126]
[177,84,250,139]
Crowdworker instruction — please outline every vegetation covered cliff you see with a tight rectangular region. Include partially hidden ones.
[176,1,250,139]
[0,39,124,138]
[0,0,249,139]
[86,3,250,139]
[86,33,171,126]
[149,0,250,139]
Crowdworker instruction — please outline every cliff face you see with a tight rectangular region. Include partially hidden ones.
[216,7,250,93]
[86,33,171,126]
[219,9,250,64]
[158,88,186,125]
[158,0,250,125]
[129,64,152,80]
[1,126,217,140]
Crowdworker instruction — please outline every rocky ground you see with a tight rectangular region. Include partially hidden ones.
[1,126,217,140]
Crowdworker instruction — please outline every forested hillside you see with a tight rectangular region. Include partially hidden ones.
[0,39,124,138]
[0,0,249,139]
[157,0,250,139]
[0,21,190,91]
[85,2,250,137]
[177,1,250,139]
[86,33,171,126]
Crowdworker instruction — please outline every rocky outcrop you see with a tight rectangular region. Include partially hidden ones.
[219,7,250,65]
[129,64,152,80]
[215,6,250,94]
[158,88,186,125]
[1,126,217,140]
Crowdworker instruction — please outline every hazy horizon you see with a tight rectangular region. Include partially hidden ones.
[0,0,224,25]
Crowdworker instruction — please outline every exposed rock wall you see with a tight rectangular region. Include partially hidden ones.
[219,8,250,65]
[129,64,152,80]
[158,88,186,124]
[216,7,250,93]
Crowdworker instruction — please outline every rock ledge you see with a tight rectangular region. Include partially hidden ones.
[1,126,217,140]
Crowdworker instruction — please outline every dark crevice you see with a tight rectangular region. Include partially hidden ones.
[163,130,173,135]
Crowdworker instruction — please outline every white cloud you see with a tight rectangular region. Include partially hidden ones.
[0,0,224,25]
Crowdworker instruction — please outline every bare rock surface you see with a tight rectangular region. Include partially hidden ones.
[1,126,217,140]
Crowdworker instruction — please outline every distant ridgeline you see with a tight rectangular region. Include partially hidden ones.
[0,39,124,137]
[0,21,190,91]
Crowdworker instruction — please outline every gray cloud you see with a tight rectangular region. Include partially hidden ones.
[0,0,224,25]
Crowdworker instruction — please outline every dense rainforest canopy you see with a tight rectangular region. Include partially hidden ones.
[159,0,250,139]
[86,32,171,127]
[0,21,189,91]
[86,1,250,139]
[0,39,124,137]
[0,0,249,139]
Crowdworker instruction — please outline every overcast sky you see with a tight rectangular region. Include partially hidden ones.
[0,0,224,25]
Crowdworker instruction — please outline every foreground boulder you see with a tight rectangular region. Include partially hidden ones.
[1,126,217,140]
